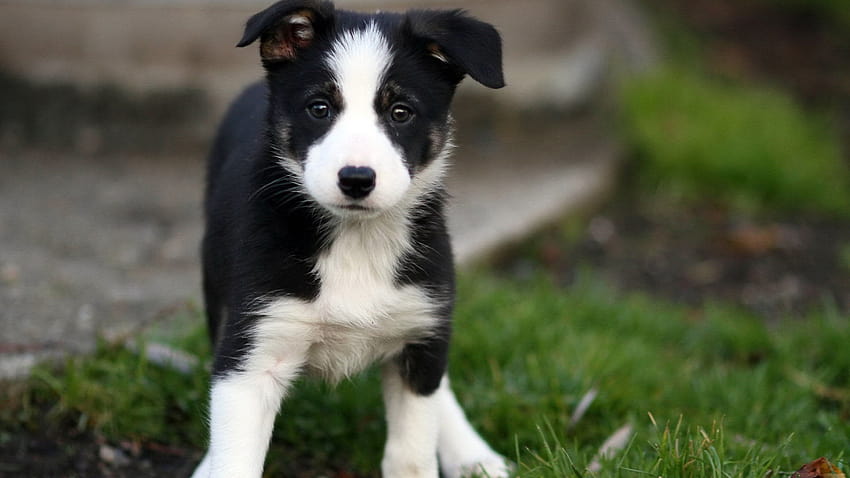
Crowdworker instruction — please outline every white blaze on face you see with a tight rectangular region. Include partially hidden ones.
[303,23,411,213]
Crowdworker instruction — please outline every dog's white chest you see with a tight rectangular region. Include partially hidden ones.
[251,219,436,382]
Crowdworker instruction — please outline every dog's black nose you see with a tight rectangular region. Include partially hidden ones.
[338,166,376,199]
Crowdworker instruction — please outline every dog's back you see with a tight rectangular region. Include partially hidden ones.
[201,81,267,347]
[206,81,267,197]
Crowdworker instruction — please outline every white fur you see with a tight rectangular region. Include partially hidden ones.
[304,23,412,213]
[382,362,440,478]
[436,377,513,478]
[380,365,513,478]
[244,141,453,383]
[192,361,302,478]
[251,214,438,382]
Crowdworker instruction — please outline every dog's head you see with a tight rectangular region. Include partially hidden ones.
[238,0,504,218]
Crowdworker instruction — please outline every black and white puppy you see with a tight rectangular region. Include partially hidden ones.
[193,1,506,477]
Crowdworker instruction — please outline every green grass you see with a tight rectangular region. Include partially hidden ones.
[619,69,850,216]
[8,321,211,446]
[6,271,849,476]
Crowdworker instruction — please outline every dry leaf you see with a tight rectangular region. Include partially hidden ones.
[724,225,780,255]
[791,457,846,478]
[587,424,633,473]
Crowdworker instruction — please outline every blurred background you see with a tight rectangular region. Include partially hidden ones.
[0,0,657,374]
[1,0,850,476]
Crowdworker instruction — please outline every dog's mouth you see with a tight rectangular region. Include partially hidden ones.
[325,203,383,218]
[339,204,371,211]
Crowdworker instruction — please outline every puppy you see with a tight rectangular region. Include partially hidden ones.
[193,1,507,476]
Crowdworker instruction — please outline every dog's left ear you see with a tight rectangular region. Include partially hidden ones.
[406,10,505,89]
[236,0,335,62]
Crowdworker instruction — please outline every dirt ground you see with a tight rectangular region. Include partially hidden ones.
[503,184,850,321]
[0,430,197,478]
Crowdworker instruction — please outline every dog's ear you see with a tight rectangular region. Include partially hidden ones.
[237,0,335,62]
[406,10,505,89]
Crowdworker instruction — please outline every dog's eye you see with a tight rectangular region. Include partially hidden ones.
[390,104,414,124]
[307,101,331,120]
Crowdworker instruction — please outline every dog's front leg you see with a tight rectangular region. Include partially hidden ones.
[192,355,304,478]
[435,376,512,478]
[381,361,440,478]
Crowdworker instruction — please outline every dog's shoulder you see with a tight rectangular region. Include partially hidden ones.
[207,82,268,186]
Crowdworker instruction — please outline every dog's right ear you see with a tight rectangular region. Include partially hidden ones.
[236,0,335,62]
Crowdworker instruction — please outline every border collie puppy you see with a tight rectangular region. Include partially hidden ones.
[193,1,507,476]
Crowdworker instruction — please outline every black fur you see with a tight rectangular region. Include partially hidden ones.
[202,0,503,394]
[236,0,335,49]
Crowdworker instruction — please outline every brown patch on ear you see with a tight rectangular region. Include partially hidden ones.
[260,10,316,61]
[426,43,449,64]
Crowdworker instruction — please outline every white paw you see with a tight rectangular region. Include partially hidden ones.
[382,453,439,478]
[442,454,513,478]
